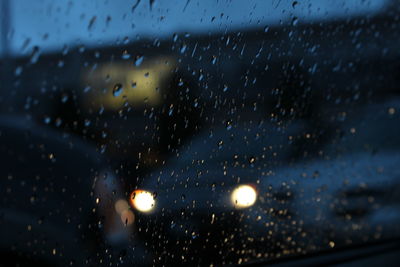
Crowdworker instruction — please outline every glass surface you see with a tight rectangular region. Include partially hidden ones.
[1,0,400,266]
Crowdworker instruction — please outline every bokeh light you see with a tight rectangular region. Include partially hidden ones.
[231,185,257,208]
[130,190,156,212]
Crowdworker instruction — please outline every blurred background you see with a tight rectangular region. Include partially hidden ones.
[1,0,400,266]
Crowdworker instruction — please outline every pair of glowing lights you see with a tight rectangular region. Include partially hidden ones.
[129,184,257,213]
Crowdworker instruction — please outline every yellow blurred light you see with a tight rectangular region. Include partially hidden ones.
[83,57,175,109]
[231,185,257,208]
[129,190,156,212]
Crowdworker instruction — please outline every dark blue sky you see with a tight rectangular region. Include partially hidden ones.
[0,0,389,56]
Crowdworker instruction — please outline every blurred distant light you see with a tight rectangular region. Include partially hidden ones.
[130,190,156,212]
[83,58,175,110]
[120,209,135,226]
[231,185,257,208]
[114,199,135,226]
[114,199,130,214]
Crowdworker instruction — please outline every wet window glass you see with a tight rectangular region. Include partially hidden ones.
[1,0,400,266]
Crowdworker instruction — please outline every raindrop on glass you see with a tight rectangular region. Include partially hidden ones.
[113,83,124,97]
[135,56,144,66]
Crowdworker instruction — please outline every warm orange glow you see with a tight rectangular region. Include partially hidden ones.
[120,210,135,226]
[113,199,134,226]
[129,190,156,212]
[115,199,130,215]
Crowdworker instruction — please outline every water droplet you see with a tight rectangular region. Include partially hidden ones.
[43,116,51,124]
[106,16,112,27]
[226,121,232,130]
[112,83,123,97]
[62,45,69,55]
[123,36,130,44]
[55,118,62,127]
[21,38,31,53]
[292,1,298,8]
[134,55,144,66]
[149,0,156,10]
[217,140,223,148]
[292,17,299,26]
[122,50,131,60]
[191,231,198,239]
[78,45,86,53]
[211,55,217,65]
[211,183,216,191]
[168,106,174,116]
[173,33,178,42]
[15,66,23,76]
[131,0,141,13]
[61,94,69,103]
[83,86,91,93]
[30,46,40,64]
[180,44,187,54]
[211,214,215,224]
[88,16,97,31]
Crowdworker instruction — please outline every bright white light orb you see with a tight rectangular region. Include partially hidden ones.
[130,190,156,212]
[231,185,257,208]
